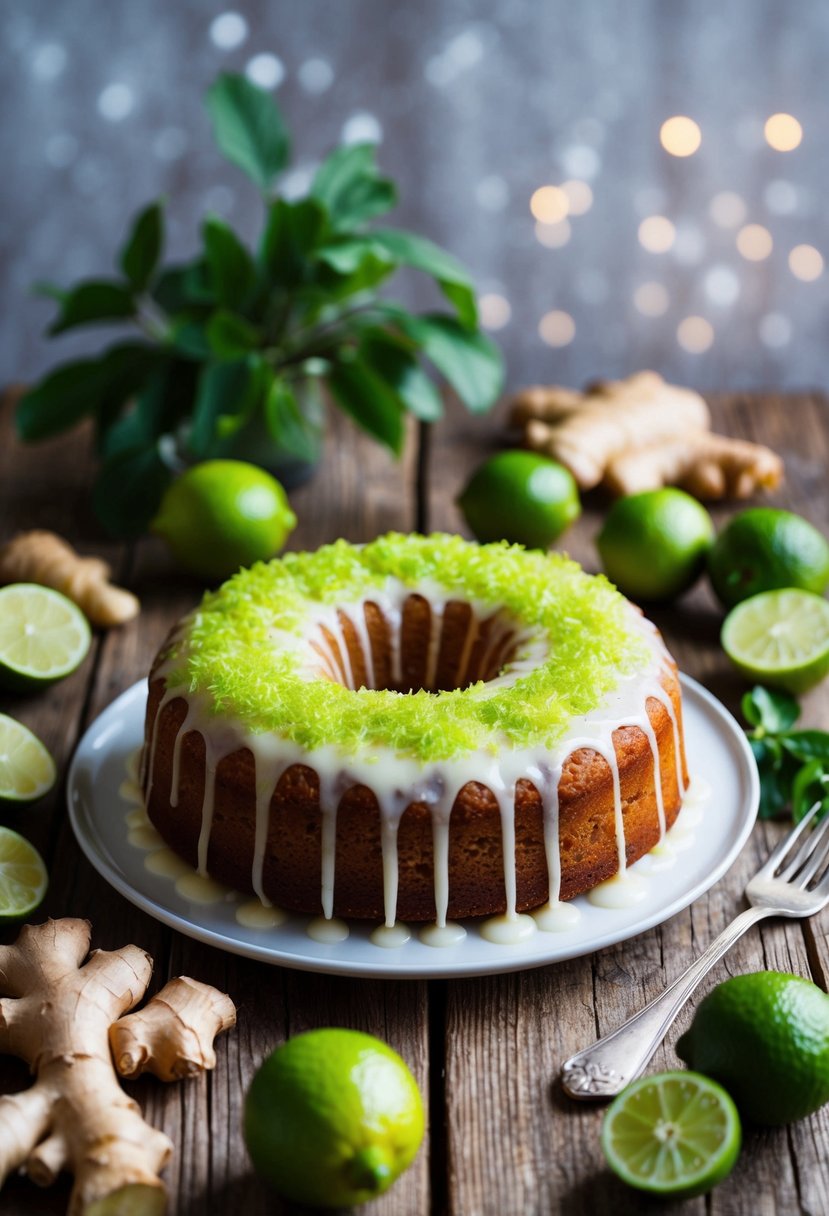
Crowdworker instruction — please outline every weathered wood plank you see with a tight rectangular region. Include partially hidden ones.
[431,393,829,1216]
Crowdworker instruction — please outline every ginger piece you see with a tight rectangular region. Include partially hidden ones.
[509,384,585,426]
[0,530,139,628]
[0,918,235,1216]
[111,977,236,1082]
[511,371,711,489]
[604,432,785,499]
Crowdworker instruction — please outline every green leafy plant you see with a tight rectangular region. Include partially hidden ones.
[17,73,503,537]
[742,685,829,820]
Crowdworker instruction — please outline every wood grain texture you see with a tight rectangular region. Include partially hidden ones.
[1,390,829,1215]
[428,392,829,1216]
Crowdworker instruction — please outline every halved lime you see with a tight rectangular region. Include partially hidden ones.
[0,583,91,690]
[0,826,48,918]
[0,714,57,805]
[601,1071,741,1197]
[721,588,829,694]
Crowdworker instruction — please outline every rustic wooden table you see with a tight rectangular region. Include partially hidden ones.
[2,389,829,1216]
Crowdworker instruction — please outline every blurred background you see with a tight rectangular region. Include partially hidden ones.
[3,0,827,391]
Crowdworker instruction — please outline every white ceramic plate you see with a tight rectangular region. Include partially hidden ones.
[68,676,758,979]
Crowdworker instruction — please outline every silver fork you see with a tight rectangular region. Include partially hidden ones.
[561,801,829,1099]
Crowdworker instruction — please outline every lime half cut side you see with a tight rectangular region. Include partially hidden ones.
[0,826,48,918]
[0,714,57,805]
[0,583,91,690]
[721,588,829,694]
[601,1071,741,1198]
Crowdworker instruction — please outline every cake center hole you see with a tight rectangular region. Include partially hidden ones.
[309,595,528,693]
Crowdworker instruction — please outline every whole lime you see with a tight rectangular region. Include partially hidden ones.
[457,450,581,549]
[676,971,829,1125]
[152,460,297,581]
[708,507,829,609]
[596,488,714,602]
[244,1027,425,1208]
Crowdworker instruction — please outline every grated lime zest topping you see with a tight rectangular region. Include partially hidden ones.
[162,533,652,761]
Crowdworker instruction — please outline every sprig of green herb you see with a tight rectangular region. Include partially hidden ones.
[17,73,503,538]
[742,685,829,820]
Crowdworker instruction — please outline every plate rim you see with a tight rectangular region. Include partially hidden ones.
[67,674,759,979]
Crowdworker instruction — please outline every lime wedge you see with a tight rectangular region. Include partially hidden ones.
[0,714,57,805]
[0,826,48,918]
[721,588,829,694]
[0,583,91,690]
[601,1071,741,1198]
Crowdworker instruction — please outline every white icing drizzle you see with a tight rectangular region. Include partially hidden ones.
[252,777,276,906]
[370,921,411,948]
[145,582,688,940]
[424,601,444,689]
[197,751,217,876]
[307,915,349,942]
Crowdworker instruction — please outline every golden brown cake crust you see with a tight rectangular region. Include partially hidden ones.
[143,663,688,921]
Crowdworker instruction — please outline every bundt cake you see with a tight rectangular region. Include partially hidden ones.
[141,533,688,929]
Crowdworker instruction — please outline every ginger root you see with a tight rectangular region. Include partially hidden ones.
[0,918,235,1216]
[0,531,139,627]
[605,432,784,499]
[510,370,784,500]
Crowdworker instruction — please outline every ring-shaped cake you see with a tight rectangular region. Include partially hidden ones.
[142,533,688,930]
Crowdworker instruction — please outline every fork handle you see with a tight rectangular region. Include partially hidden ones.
[561,905,774,1099]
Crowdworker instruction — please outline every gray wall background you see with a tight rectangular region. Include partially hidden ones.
[3,0,827,392]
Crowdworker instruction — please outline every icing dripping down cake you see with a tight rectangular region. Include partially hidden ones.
[141,534,688,927]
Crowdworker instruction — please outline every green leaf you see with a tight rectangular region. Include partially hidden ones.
[120,202,164,291]
[92,441,173,539]
[328,355,405,454]
[100,359,195,458]
[154,260,215,313]
[168,319,212,359]
[206,72,290,192]
[264,377,319,462]
[260,198,329,287]
[390,310,503,413]
[203,216,256,307]
[189,357,267,458]
[742,685,799,734]
[749,737,790,819]
[360,329,443,422]
[781,730,829,763]
[316,236,393,276]
[16,359,103,440]
[311,143,397,230]
[792,758,829,823]
[48,281,136,336]
[206,310,260,358]
[370,228,478,327]
[16,344,154,442]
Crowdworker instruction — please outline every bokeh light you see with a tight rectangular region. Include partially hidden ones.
[633,282,669,316]
[561,180,593,215]
[535,219,571,248]
[759,313,792,347]
[764,113,803,151]
[638,215,675,253]
[736,223,773,261]
[709,191,747,228]
[479,293,512,330]
[660,115,701,157]
[704,266,741,307]
[677,316,714,353]
[788,244,823,281]
[539,310,576,347]
[530,185,569,223]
